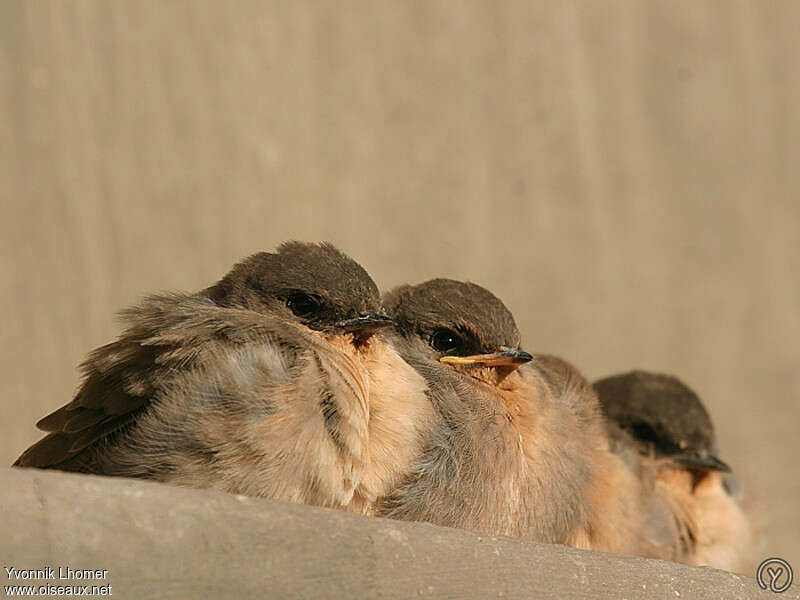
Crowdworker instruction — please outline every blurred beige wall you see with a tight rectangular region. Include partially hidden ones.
[1,1,797,565]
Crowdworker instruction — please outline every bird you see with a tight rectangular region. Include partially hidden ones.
[14,241,433,514]
[376,278,635,546]
[593,371,754,571]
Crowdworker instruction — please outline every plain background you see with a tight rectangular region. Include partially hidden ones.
[1,1,797,567]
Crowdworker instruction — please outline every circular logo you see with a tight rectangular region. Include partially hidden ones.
[757,558,793,594]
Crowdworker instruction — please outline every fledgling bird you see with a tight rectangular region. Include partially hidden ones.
[376,279,640,547]
[14,242,432,513]
[593,371,754,571]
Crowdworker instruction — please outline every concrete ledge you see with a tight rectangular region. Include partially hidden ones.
[0,467,782,599]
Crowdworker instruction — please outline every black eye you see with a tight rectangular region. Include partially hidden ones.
[286,293,320,318]
[430,328,463,353]
[629,421,664,447]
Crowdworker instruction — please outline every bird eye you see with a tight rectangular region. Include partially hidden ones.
[629,421,662,446]
[430,328,463,354]
[286,293,320,318]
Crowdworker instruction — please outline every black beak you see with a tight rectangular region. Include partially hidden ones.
[674,451,732,473]
[335,312,395,344]
[439,346,533,369]
[498,346,535,364]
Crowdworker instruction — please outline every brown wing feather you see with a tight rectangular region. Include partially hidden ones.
[14,293,289,470]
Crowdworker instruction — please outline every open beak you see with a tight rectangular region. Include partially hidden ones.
[335,312,394,344]
[439,346,533,369]
[674,451,732,473]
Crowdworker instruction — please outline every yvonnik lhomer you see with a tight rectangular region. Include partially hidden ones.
[4,567,109,580]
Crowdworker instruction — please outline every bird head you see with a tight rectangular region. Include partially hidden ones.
[594,371,732,478]
[204,241,393,347]
[384,278,532,386]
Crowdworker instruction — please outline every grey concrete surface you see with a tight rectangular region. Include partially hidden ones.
[0,468,787,599]
[1,0,798,578]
